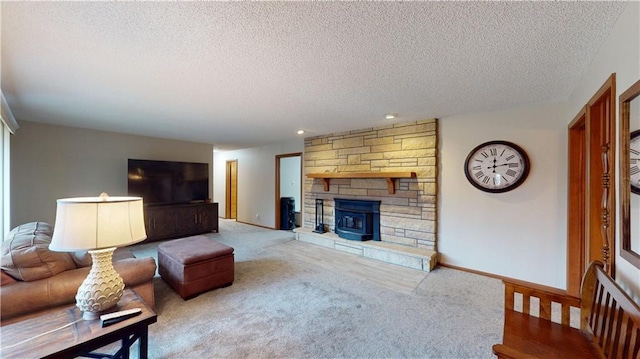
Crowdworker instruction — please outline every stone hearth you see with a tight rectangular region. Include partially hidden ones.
[294,227,437,272]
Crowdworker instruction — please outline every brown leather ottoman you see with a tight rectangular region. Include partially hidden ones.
[158,235,234,300]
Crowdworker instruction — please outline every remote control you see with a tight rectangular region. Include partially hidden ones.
[100,308,142,327]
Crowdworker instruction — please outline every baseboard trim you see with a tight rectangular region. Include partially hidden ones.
[437,263,505,280]
[438,262,569,293]
[234,220,275,230]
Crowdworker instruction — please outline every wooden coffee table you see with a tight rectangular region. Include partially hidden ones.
[0,289,157,359]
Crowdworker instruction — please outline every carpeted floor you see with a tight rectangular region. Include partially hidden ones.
[129,220,504,359]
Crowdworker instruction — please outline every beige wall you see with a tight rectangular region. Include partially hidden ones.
[440,102,568,288]
[304,119,437,250]
[10,121,214,228]
[440,2,640,297]
[213,139,304,228]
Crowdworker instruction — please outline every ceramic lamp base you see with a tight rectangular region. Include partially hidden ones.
[76,247,125,320]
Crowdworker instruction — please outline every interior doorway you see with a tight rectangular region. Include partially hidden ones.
[275,153,302,230]
[225,160,237,220]
[567,74,616,296]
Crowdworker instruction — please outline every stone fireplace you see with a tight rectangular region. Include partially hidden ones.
[334,198,381,241]
[303,119,437,252]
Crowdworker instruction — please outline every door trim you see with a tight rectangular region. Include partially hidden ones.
[275,152,302,230]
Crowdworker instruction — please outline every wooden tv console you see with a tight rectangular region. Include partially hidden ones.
[143,202,219,242]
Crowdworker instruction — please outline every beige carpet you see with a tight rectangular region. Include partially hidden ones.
[128,220,504,359]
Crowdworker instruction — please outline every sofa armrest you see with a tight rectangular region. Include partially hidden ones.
[114,257,156,287]
[115,257,157,309]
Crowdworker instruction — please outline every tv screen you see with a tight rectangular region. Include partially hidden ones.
[128,159,209,205]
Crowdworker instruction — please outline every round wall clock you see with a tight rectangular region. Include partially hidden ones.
[464,140,530,193]
[631,129,640,195]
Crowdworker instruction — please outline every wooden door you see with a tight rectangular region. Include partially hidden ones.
[226,160,237,219]
[567,111,587,292]
[567,74,616,296]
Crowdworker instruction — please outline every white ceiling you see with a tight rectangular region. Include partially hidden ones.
[1,1,629,149]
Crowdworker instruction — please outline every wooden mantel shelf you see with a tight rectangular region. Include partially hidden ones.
[306,172,417,194]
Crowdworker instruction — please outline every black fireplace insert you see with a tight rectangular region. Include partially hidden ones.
[334,198,381,241]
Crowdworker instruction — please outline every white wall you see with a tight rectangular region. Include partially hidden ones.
[214,139,303,228]
[566,2,640,298]
[439,102,568,288]
[10,121,214,227]
[213,151,227,218]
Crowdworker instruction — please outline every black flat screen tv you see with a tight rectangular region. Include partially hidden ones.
[128,159,209,205]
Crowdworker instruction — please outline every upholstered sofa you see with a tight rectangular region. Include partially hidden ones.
[0,222,157,323]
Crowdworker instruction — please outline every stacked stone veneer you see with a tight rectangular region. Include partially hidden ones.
[304,119,437,251]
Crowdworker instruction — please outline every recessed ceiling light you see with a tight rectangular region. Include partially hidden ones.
[385,113,397,119]
[297,130,305,135]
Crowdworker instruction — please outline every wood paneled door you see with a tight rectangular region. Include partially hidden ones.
[226,160,237,220]
[567,74,616,296]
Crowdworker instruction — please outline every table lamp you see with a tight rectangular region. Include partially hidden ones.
[49,193,147,320]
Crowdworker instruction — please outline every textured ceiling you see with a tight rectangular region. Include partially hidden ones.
[0,1,629,149]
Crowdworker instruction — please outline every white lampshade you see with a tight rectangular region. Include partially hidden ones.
[50,193,147,251]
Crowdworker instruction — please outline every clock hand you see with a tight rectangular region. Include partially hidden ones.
[488,163,513,170]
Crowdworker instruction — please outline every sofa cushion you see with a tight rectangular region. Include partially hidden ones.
[1,270,17,286]
[1,222,76,282]
[70,251,93,267]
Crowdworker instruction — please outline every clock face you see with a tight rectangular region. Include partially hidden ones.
[464,140,530,193]
[631,130,640,195]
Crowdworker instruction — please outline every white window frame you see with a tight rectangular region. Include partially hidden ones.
[1,121,8,240]
[1,91,19,241]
